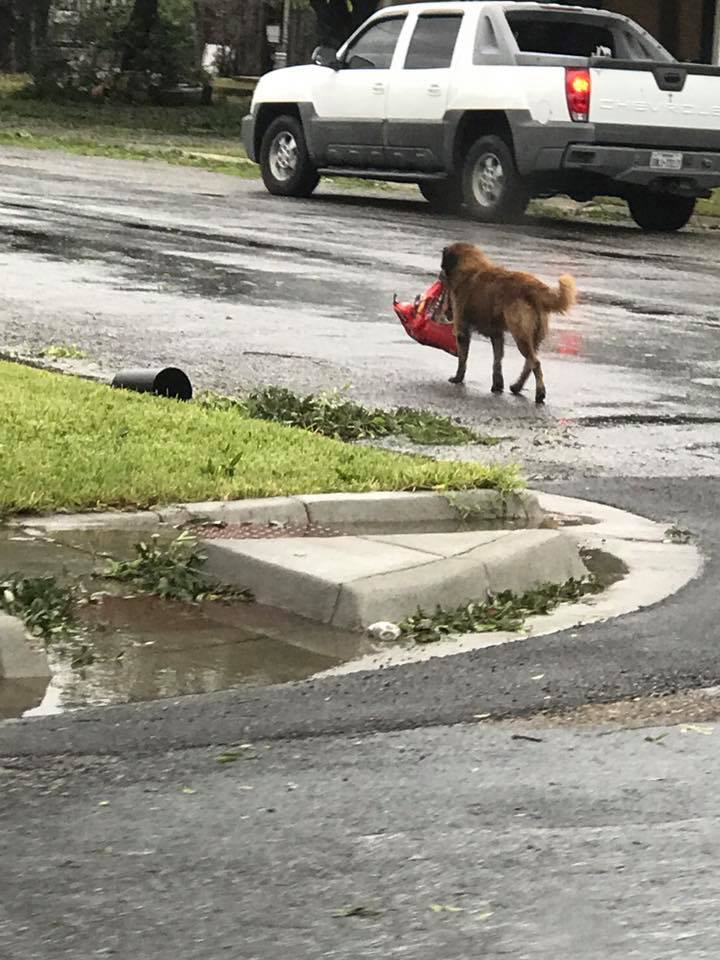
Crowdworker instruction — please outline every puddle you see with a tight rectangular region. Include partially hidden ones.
[580,548,629,588]
[0,511,613,719]
[0,526,368,718]
[39,595,355,712]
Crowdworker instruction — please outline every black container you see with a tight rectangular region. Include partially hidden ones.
[111,367,192,401]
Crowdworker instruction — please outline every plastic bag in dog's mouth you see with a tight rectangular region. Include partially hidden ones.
[394,279,458,357]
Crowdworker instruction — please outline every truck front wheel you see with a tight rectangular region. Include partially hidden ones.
[418,179,463,214]
[461,135,528,223]
[627,191,696,232]
[260,115,319,198]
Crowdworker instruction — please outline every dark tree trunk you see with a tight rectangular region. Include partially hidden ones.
[0,0,14,71]
[233,0,270,76]
[287,7,317,66]
[309,0,378,50]
[121,0,160,70]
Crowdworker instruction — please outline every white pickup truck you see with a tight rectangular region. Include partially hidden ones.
[242,1,720,231]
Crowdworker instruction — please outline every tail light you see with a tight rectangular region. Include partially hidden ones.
[566,68,591,122]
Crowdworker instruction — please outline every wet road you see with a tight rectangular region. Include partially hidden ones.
[5,717,720,960]
[3,149,720,959]
[1,148,720,479]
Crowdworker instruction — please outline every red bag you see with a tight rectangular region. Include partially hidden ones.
[393,280,458,357]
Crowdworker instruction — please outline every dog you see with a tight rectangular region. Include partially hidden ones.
[440,242,577,404]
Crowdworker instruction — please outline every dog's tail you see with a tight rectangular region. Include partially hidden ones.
[531,275,575,346]
[541,274,577,314]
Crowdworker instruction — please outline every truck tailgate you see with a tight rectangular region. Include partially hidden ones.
[589,60,720,139]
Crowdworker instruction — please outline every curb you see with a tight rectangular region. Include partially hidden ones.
[203,528,586,630]
[15,489,540,534]
[317,491,703,677]
[2,489,544,687]
[0,612,50,682]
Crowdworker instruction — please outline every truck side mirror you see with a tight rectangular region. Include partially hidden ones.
[312,45,341,69]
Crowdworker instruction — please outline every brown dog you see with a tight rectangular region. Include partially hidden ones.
[440,242,576,404]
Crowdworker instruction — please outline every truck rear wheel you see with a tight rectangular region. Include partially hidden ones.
[461,135,528,223]
[418,179,463,214]
[260,115,319,198]
[627,191,696,232]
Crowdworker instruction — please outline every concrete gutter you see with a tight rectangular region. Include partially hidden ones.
[0,488,701,710]
[13,490,584,633]
[203,526,586,630]
[318,491,702,676]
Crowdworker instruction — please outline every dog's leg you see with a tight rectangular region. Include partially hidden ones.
[509,336,534,397]
[491,334,504,393]
[449,326,471,385]
[510,338,545,404]
[533,358,546,405]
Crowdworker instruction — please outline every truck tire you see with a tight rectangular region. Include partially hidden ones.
[461,135,528,223]
[627,191,696,232]
[260,115,319,198]
[418,179,463,214]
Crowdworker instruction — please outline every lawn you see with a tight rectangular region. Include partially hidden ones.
[0,74,255,174]
[0,362,519,516]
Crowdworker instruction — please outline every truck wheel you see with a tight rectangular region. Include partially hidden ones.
[462,135,528,223]
[260,115,319,198]
[627,191,696,232]
[418,179,463,214]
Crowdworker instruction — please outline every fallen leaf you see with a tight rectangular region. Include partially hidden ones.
[680,724,714,735]
[476,911,494,921]
[644,733,669,744]
[511,734,544,743]
[217,746,258,763]
[181,787,196,795]
[531,674,545,681]
[98,800,110,807]
[430,904,464,913]
[333,904,382,919]
[474,713,491,720]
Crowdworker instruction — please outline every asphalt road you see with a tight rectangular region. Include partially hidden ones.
[2,148,720,479]
[2,149,720,959]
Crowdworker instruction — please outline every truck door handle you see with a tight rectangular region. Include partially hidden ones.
[372,82,385,94]
[427,84,442,96]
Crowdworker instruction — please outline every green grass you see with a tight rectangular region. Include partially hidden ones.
[0,361,519,516]
[698,192,720,217]
[0,72,254,172]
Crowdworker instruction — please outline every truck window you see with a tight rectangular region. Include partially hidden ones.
[507,13,616,58]
[344,17,406,70]
[404,14,463,69]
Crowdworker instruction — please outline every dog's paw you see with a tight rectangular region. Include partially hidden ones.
[448,376,465,385]
[491,381,504,394]
[535,391,546,405]
[509,383,523,396]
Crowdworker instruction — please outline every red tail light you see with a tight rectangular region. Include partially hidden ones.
[566,68,591,122]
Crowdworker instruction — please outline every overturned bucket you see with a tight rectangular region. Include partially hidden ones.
[111,367,193,401]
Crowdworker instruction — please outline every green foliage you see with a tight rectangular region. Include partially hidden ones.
[38,343,89,360]
[198,386,500,447]
[33,0,203,99]
[400,578,602,644]
[103,532,253,603]
[0,574,76,642]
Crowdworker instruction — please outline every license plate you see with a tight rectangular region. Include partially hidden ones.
[650,151,683,171]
